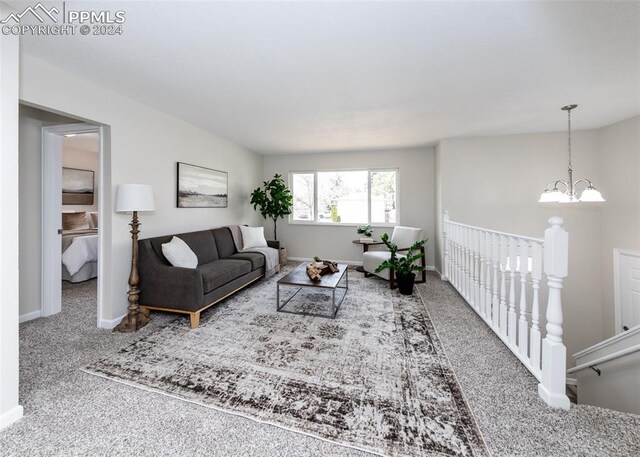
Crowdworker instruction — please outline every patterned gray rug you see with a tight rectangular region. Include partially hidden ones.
[85,266,487,456]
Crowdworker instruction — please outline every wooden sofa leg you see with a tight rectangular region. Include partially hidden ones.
[189,312,200,329]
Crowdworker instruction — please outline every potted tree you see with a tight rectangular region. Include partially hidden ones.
[375,233,427,295]
[250,174,293,241]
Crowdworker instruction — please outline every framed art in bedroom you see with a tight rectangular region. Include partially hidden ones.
[62,167,94,205]
[176,162,228,208]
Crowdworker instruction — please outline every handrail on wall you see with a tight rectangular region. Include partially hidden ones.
[567,343,640,375]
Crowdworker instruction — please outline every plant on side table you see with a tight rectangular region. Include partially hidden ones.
[357,224,373,237]
[250,174,293,241]
[375,233,427,295]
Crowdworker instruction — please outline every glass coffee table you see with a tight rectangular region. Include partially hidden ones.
[276,263,348,319]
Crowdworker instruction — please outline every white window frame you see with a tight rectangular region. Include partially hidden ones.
[288,168,399,228]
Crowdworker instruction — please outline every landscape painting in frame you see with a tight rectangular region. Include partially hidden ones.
[62,167,94,205]
[177,162,228,208]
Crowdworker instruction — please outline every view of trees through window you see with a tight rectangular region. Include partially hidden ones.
[291,170,397,224]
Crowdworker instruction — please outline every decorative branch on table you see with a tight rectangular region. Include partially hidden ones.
[375,233,427,295]
[307,260,339,280]
[249,174,293,241]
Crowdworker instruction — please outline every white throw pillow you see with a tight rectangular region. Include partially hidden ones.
[162,236,198,269]
[240,226,268,249]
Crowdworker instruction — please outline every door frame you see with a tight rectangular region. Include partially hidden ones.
[42,124,105,325]
[613,248,640,334]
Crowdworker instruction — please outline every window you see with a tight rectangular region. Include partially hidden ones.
[290,169,397,225]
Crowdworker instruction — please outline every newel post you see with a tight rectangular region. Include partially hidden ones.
[538,216,570,410]
[442,211,450,281]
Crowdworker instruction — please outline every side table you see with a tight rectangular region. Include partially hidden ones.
[352,239,384,273]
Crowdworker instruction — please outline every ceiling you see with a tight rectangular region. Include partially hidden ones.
[16,1,640,154]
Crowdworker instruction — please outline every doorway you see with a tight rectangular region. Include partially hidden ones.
[614,249,640,333]
[42,124,106,326]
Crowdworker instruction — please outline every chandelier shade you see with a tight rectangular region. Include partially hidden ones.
[539,105,605,204]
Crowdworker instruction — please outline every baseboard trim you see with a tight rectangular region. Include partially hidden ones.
[19,310,42,323]
[565,377,578,386]
[0,405,23,431]
[99,313,127,329]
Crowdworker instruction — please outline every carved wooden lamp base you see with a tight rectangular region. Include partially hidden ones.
[114,311,149,333]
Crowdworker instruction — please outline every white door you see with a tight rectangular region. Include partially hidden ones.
[615,250,640,332]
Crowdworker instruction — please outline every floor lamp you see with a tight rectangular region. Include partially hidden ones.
[114,184,155,333]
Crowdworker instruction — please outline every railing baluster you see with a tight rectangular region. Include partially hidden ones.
[474,230,481,314]
[478,230,486,318]
[455,225,461,290]
[492,232,500,329]
[518,239,530,358]
[530,242,543,371]
[443,212,450,281]
[465,227,471,302]
[485,232,493,323]
[499,235,508,337]
[508,236,518,346]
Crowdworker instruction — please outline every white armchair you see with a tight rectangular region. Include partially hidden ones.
[362,226,426,288]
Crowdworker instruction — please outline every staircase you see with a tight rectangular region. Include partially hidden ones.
[569,325,640,414]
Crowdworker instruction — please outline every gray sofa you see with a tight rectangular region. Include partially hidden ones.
[138,227,279,328]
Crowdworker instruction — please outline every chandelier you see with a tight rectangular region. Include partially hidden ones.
[539,105,605,203]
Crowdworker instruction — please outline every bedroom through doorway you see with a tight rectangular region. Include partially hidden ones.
[60,132,100,318]
[40,122,106,327]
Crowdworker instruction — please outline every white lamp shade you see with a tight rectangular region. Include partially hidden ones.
[579,187,605,202]
[115,184,155,212]
[538,191,557,203]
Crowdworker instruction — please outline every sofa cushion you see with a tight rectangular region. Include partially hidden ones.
[212,227,236,259]
[240,226,268,249]
[228,252,265,270]
[150,230,219,265]
[161,236,198,269]
[198,259,251,293]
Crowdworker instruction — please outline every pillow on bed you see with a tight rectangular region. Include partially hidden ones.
[62,212,89,231]
[162,236,198,269]
[240,226,268,249]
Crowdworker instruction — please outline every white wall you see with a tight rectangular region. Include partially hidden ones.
[18,105,80,319]
[63,136,100,213]
[263,147,436,266]
[0,2,23,430]
[19,54,263,325]
[598,115,640,338]
[436,131,603,366]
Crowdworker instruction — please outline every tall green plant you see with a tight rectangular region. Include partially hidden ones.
[250,174,293,240]
[375,233,427,277]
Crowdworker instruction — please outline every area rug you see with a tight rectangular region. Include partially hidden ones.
[84,266,488,456]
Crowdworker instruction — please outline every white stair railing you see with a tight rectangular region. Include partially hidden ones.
[443,211,570,409]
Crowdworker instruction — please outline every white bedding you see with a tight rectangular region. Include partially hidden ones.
[62,234,98,276]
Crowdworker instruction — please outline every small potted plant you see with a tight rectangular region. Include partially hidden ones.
[357,224,373,238]
[375,233,427,295]
[312,256,324,268]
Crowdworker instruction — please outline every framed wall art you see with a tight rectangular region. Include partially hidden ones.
[176,162,228,208]
[62,167,95,205]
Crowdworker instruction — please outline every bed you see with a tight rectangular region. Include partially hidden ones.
[61,212,99,283]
